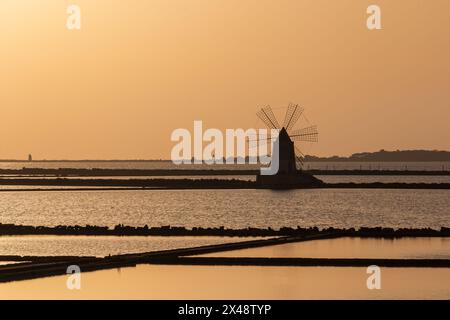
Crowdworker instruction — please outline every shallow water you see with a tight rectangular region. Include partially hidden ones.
[0,185,135,190]
[1,264,449,299]
[198,237,450,260]
[0,261,22,266]
[0,175,256,181]
[317,175,450,184]
[0,235,254,257]
[0,189,448,229]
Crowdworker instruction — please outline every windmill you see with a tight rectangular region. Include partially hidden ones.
[256,104,318,172]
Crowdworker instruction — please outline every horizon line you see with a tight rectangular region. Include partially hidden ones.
[1,149,449,162]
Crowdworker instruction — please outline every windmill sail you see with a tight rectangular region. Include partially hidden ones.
[283,104,304,132]
[257,106,280,130]
[289,125,318,142]
[256,104,318,170]
[294,145,305,166]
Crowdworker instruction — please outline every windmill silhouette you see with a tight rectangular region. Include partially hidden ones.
[255,104,322,188]
[256,104,318,171]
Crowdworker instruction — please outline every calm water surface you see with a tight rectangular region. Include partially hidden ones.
[317,175,450,184]
[1,264,449,299]
[0,189,448,229]
[199,237,450,260]
[0,235,254,257]
[0,186,135,190]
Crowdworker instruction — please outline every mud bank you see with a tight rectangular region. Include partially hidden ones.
[0,178,449,189]
[1,223,449,237]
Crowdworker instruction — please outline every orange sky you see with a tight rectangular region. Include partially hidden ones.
[0,0,449,159]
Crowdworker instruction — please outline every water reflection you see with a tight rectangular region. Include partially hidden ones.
[0,235,257,257]
[0,189,448,229]
[1,264,449,299]
[198,237,450,260]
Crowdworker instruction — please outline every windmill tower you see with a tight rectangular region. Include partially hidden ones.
[274,127,297,174]
[255,104,322,188]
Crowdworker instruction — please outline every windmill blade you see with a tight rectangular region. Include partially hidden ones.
[289,125,319,143]
[246,136,271,150]
[295,154,304,166]
[294,145,305,158]
[246,134,274,147]
[257,106,281,130]
[294,145,305,168]
[283,104,304,132]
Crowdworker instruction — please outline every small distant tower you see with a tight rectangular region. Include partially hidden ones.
[28,154,33,162]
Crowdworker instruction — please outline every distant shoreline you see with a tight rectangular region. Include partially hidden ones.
[1,149,450,162]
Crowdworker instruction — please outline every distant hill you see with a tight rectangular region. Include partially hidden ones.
[305,150,450,162]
